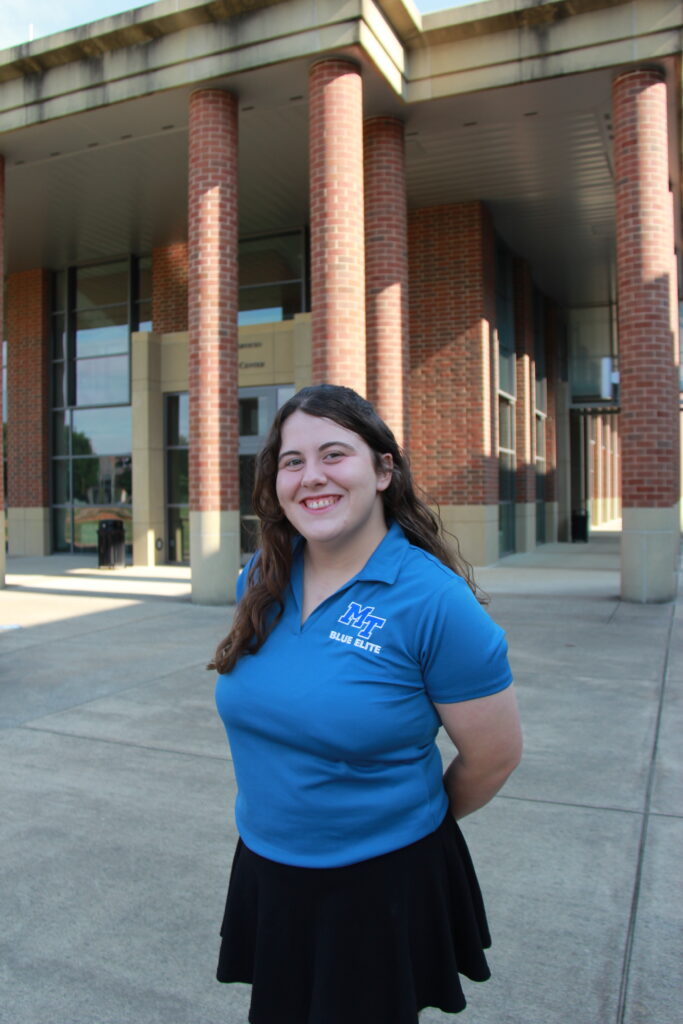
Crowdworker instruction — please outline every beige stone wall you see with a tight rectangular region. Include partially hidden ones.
[439,504,499,568]
[7,508,50,557]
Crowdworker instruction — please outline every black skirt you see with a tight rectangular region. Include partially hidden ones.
[216,812,491,1024]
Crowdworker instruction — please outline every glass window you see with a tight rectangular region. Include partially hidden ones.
[73,507,132,552]
[72,407,132,456]
[166,394,189,447]
[52,459,70,504]
[76,355,129,406]
[52,362,68,409]
[496,245,516,396]
[75,307,129,357]
[72,455,131,505]
[239,455,257,516]
[51,261,135,553]
[53,507,71,552]
[239,396,270,437]
[499,401,513,451]
[238,283,303,325]
[53,413,69,455]
[165,392,189,564]
[75,261,128,309]
[52,315,67,360]
[238,231,306,324]
[167,450,188,505]
[168,507,190,563]
[239,234,304,287]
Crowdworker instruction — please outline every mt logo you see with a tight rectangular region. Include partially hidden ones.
[337,602,386,640]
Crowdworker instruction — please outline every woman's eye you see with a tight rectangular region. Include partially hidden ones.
[281,457,303,469]
[324,451,344,461]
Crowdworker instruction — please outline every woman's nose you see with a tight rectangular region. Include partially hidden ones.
[301,461,327,487]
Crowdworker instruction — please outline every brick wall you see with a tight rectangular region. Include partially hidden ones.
[187,89,239,513]
[408,202,498,506]
[6,269,50,508]
[309,59,366,393]
[152,243,188,333]
[613,68,679,508]
[364,116,409,445]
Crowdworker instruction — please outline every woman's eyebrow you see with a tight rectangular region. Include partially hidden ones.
[278,440,356,460]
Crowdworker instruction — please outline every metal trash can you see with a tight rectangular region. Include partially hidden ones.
[97,519,126,568]
[571,509,589,543]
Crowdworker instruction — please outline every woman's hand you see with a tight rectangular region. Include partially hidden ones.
[435,685,523,820]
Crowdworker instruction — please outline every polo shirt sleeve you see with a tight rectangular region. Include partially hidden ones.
[418,576,513,703]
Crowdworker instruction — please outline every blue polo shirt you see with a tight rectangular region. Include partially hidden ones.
[215,521,512,868]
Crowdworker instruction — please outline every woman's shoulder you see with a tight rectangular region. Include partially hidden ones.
[399,537,469,595]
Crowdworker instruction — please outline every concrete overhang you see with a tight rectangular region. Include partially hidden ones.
[0,0,681,310]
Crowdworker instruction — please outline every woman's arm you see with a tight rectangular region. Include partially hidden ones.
[434,685,523,820]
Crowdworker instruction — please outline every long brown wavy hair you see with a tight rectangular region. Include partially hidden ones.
[210,384,478,674]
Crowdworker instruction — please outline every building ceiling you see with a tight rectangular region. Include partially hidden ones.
[2,54,678,310]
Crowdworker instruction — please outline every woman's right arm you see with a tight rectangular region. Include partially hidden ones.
[435,685,523,820]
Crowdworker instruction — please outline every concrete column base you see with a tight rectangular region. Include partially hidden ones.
[545,501,559,543]
[621,505,680,602]
[438,504,498,567]
[515,501,536,553]
[7,507,50,556]
[190,509,241,604]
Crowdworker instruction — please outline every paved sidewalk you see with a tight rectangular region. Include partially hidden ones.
[1,534,681,1024]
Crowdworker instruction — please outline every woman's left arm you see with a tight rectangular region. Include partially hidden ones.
[434,685,523,821]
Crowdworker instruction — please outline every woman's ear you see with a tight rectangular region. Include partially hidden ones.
[376,453,394,492]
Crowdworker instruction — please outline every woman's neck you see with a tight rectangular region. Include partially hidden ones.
[304,521,388,581]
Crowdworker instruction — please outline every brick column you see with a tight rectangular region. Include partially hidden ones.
[6,269,51,557]
[0,155,4,585]
[613,69,680,601]
[309,60,366,394]
[409,202,498,565]
[152,243,189,333]
[188,89,240,604]
[514,260,536,551]
[364,116,409,446]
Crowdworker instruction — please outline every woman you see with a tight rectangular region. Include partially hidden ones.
[212,384,522,1024]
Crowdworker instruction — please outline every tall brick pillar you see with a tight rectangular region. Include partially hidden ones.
[364,116,409,446]
[188,89,240,603]
[6,269,51,557]
[0,155,4,585]
[309,60,366,394]
[613,69,680,601]
[409,202,498,565]
[514,260,536,551]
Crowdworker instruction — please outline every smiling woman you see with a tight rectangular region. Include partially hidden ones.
[210,384,522,1024]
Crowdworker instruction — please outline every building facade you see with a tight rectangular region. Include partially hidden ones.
[0,0,680,602]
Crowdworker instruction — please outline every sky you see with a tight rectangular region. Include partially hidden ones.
[2,0,478,50]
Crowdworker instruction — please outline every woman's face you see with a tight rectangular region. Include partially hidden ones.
[275,410,392,553]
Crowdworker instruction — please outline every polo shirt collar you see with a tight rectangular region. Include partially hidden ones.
[290,519,407,594]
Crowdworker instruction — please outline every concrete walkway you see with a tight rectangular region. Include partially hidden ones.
[1,533,681,1024]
